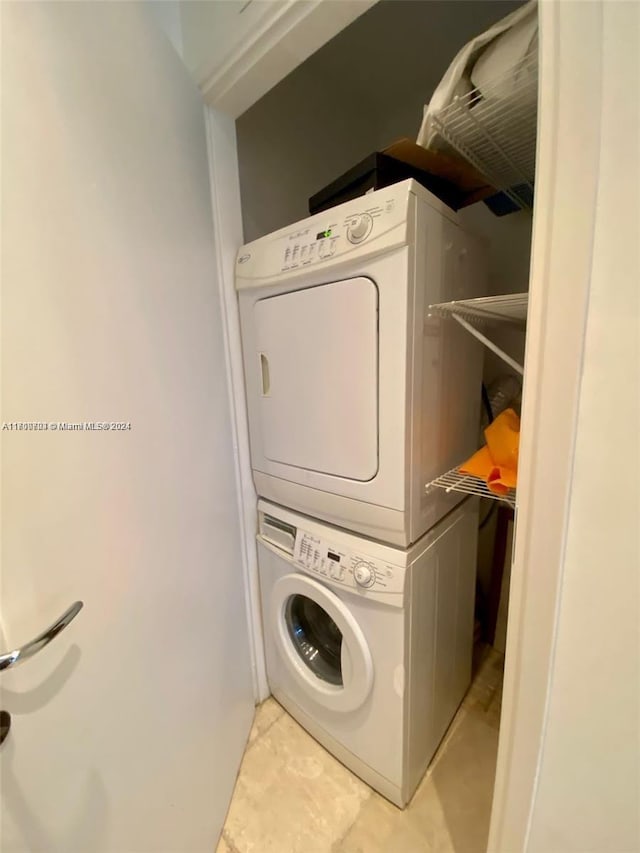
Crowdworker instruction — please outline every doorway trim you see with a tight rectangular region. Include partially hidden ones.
[199,0,376,118]
[204,107,269,701]
[201,1,607,845]
[487,1,603,848]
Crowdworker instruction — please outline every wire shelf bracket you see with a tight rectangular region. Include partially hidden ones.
[429,293,528,375]
[426,466,516,508]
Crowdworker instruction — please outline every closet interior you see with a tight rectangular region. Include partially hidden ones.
[237,0,534,662]
[228,0,537,845]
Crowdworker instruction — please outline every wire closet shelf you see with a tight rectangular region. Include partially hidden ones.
[426,467,516,509]
[426,293,527,507]
[432,46,538,211]
[429,293,528,375]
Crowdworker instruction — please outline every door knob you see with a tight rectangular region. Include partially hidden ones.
[0,601,83,672]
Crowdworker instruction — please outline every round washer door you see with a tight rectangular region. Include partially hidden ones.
[271,574,374,713]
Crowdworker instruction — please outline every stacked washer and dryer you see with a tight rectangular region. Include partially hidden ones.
[235,179,487,807]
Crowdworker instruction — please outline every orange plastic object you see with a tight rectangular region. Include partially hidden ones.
[459,409,520,494]
[484,408,520,472]
[459,446,493,480]
[486,464,518,495]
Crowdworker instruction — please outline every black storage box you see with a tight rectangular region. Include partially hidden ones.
[309,152,462,214]
[308,139,495,216]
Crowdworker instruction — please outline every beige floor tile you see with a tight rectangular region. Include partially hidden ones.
[336,697,498,853]
[224,712,371,853]
[471,646,505,691]
[247,697,284,746]
[412,713,499,853]
[215,833,232,853]
[336,788,453,853]
[464,682,503,731]
[222,647,503,852]
[464,647,504,730]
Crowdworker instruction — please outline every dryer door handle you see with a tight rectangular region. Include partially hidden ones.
[260,352,271,396]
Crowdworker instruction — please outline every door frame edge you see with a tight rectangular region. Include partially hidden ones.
[487,1,604,848]
[204,104,269,703]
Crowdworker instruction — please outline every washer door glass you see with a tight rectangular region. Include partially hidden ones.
[285,594,343,686]
[271,573,374,713]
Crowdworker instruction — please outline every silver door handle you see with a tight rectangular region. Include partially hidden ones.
[0,601,83,671]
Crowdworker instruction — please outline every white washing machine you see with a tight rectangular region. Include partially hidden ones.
[257,497,478,808]
[236,179,487,546]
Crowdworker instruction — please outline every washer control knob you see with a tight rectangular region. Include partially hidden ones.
[347,213,373,244]
[353,562,375,588]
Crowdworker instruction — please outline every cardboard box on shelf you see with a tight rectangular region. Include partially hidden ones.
[309,138,494,215]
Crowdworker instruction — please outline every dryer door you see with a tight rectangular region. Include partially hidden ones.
[254,277,378,481]
[271,574,374,713]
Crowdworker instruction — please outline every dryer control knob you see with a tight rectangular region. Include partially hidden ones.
[353,562,375,588]
[347,214,373,244]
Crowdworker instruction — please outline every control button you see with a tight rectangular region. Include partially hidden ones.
[353,562,375,588]
[319,241,333,259]
[330,564,344,581]
[347,213,373,244]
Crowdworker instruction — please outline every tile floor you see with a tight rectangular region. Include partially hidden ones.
[217,646,504,853]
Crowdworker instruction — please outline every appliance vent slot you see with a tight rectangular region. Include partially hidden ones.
[261,514,296,554]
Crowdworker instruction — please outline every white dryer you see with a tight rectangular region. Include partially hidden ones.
[236,179,487,546]
[257,497,478,808]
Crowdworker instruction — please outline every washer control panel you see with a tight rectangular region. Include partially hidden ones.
[292,529,404,594]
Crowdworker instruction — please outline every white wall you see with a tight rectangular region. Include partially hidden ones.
[526,3,639,848]
[236,59,381,243]
[146,0,184,57]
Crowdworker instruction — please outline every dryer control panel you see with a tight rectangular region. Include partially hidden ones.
[292,529,405,595]
[276,204,388,272]
[235,181,421,288]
